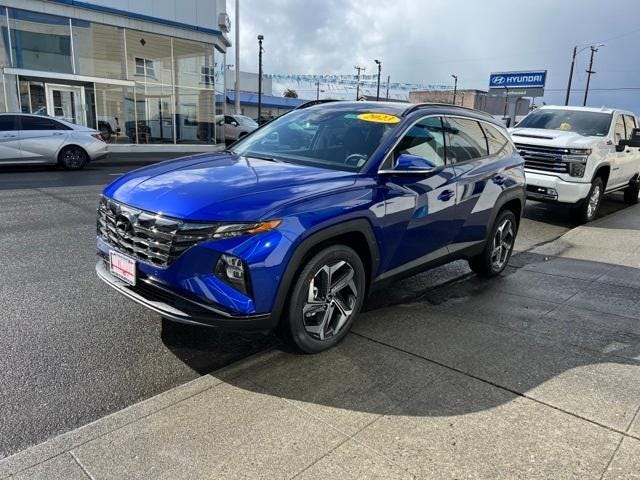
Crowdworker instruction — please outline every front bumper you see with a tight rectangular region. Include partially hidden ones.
[525,171,592,204]
[96,259,275,330]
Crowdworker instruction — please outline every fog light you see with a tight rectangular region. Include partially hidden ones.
[215,254,250,295]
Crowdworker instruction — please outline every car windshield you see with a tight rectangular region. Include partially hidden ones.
[229,106,400,171]
[516,109,612,137]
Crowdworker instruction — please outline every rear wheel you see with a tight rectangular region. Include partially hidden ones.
[575,177,603,223]
[623,177,640,205]
[58,146,88,170]
[469,209,517,277]
[281,245,366,353]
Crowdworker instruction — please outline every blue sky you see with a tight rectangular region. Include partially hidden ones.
[228,0,640,113]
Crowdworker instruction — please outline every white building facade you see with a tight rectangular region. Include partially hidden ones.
[1,0,230,146]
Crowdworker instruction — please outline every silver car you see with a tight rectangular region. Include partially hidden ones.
[0,113,108,170]
[216,114,259,143]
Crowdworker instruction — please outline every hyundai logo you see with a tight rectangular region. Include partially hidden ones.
[492,76,506,85]
[115,214,134,237]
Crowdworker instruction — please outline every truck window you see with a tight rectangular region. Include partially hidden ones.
[624,115,637,140]
[614,116,626,144]
[516,109,612,137]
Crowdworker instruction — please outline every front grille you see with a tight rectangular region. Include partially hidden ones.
[97,197,218,266]
[515,143,570,174]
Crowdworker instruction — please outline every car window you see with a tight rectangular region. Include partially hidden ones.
[444,117,488,163]
[21,116,70,131]
[392,116,445,168]
[614,115,626,143]
[0,116,17,131]
[225,115,237,125]
[624,115,637,140]
[483,123,511,156]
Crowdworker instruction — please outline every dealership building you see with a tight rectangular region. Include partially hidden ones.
[0,0,230,147]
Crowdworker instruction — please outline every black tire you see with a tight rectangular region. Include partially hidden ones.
[469,209,517,277]
[623,177,640,205]
[280,245,366,353]
[58,146,88,170]
[575,176,604,223]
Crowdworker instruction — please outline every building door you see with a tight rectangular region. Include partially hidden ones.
[46,84,87,126]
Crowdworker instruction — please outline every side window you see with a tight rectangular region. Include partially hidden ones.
[225,115,236,125]
[0,116,16,131]
[21,116,70,131]
[392,116,446,168]
[483,123,511,156]
[444,117,488,163]
[614,115,626,143]
[624,115,637,139]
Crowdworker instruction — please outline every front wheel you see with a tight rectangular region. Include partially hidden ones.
[281,245,366,353]
[469,209,517,277]
[623,177,639,205]
[575,177,604,223]
[58,146,88,170]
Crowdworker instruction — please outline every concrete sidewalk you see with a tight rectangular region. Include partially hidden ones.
[3,206,640,479]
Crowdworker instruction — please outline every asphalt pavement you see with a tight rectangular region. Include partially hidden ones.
[0,154,633,459]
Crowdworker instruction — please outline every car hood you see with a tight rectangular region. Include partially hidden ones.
[103,153,358,221]
[509,128,598,149]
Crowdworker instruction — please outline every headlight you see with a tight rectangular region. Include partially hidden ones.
[215,253,250,295]
[562,152,589,178]
[180,219,281,241]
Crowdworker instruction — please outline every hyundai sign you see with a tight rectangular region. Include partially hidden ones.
[488,70,547,97]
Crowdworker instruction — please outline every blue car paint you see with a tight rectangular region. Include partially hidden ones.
[97,102,525,326]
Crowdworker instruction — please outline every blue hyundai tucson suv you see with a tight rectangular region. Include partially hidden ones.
[96,101,525,353]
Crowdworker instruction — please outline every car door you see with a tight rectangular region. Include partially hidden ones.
[622,114,640,181]
[18,116,70,163]
[445,117,520,250]
[610,113,629,188]
[378,115,462,277]
[0,115,21,163]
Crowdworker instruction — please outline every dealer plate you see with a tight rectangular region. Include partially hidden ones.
[109,250,136,286]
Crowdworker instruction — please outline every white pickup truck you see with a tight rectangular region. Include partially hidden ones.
[510,105,640,222]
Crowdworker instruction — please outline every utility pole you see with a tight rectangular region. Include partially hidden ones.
[583,45,600,106]
[354,65,365,100]
[385,75,390,100]
[257,34,264,123]
[564,46,577,106]
[316,81,320,100]
[374,59,382,101]
[234,0,241,114]
[451,74,458,105]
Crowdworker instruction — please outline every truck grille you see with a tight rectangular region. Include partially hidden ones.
[515,143,570,174]
[97,197,218,267]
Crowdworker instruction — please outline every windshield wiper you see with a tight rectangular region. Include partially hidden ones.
[244,153,281,162]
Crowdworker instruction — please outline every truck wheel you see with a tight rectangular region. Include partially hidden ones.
[281,245,366,353]
[576,177,603,223]
[469,209,517,277]
[623,178,639,205]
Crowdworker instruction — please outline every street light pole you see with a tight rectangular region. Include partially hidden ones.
[354,65,365,100]
[451,74,458,105]
[374,59,382,101]
[564,46,577,106]
[257,34,264,123]
[583,45,600,106]
[316,81,320,100]
[385,75,390,100]
[234,0,241,114]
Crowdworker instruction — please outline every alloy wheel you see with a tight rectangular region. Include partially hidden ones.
[490,218,515,271]
[62,148,84,169]
[302,260,358,341]
[587,184,601,219]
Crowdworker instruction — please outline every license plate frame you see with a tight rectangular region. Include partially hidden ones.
[109,250,137,286]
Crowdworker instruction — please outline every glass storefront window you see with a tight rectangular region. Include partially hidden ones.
[8,8,73,73]
[173,39,215,90]
[135,82,174,143]
[72,21,125,80]
[125,30,172,86]
[95,83,135,144]
[175,87,217,144]
[17,80,46,115]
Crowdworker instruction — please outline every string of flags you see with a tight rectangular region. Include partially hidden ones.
[264,73,453,92]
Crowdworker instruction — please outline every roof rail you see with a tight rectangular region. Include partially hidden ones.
[295,99,341,110]
[402,102,494,118]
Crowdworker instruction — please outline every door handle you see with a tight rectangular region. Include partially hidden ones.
[53,132,65,136]
[0,134,17,138]
[438,189,455,201]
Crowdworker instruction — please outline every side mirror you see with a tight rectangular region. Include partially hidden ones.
[393,153,437,173]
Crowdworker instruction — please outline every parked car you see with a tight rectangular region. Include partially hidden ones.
[511,105,640,222]
[217,114,259,143]
[95,101,525,353]
[0,113,107,169]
